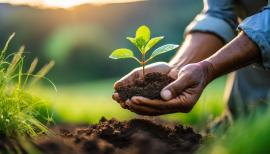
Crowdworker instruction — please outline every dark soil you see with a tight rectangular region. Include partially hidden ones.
[34,117,202,154]
[116,72,175,101]
[0,134,27,154]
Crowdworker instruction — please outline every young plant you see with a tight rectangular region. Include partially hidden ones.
[109,25,179,79]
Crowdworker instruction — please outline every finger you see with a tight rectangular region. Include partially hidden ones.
[114,69,140,88]
[142,62,171,75]
[112,93,128,109]
[168,68,178,79]
[119,102,128,109]
[171,96,194,113]
[132,96,165,106]
[161,76,189,100]
[131,96,182,110]
[112,93,121,103]
[126,100,164,116]
[134,96,193,113]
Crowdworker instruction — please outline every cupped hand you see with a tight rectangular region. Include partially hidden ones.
[112,62,178,109]
[121,62,213,116]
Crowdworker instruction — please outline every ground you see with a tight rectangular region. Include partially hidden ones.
[35,117,202,154]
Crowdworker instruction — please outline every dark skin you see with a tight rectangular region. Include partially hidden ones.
[112,31,260,116]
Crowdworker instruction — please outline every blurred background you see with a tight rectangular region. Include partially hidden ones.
[0,0,226,128]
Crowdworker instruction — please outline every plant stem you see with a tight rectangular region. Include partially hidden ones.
[142,54,145,80]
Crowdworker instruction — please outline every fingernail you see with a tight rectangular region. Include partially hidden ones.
[161,90,172,100]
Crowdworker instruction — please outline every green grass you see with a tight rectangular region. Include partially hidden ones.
[199,110,270,154]
[0,34,54,138]
[34,75,226,128]
[32,78,135,123]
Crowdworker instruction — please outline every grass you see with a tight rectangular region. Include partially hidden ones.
[0,33,54,138]
[199,109,270,154]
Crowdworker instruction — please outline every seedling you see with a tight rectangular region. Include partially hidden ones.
[109,25,179,79]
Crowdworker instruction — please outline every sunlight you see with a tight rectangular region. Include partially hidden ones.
[0,0,145,8]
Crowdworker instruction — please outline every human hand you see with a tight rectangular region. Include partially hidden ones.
[112,62,178,109]
[122,62,214,115]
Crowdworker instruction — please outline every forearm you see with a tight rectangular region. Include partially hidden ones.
[169,32,223,71]
[202,31,261,81]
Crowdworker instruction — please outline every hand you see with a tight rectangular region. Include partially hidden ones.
[112,62,178,109]
[123,62,213,115]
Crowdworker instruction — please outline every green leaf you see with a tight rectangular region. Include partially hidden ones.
[126,37,145,53]
[135,37,147,52]
[109,48,135,59]
[150,44,179,59]
[144,36,164,54]
[135,25,151,42]
[126,37,137,46]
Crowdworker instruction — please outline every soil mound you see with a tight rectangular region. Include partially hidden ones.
[36,117,201,154]
[116,72,174,101]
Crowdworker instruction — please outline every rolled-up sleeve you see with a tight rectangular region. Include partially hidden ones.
[239,6,270,69]
[185,0,238,43]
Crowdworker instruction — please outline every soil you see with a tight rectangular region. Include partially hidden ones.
[34,117,202,154]
[116,72,175,101]
[0,134,26,153]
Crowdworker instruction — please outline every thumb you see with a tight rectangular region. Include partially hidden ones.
[161,76,188,100]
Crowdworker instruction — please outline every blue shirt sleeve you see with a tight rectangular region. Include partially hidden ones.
[239,5,270,69]
[185,0,238,43]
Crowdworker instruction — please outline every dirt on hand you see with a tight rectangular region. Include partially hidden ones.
[116,72,175,101]
[35,117,202,154]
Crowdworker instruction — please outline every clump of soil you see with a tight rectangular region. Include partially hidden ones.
[116,72,175,101]
[35,117,202,154]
